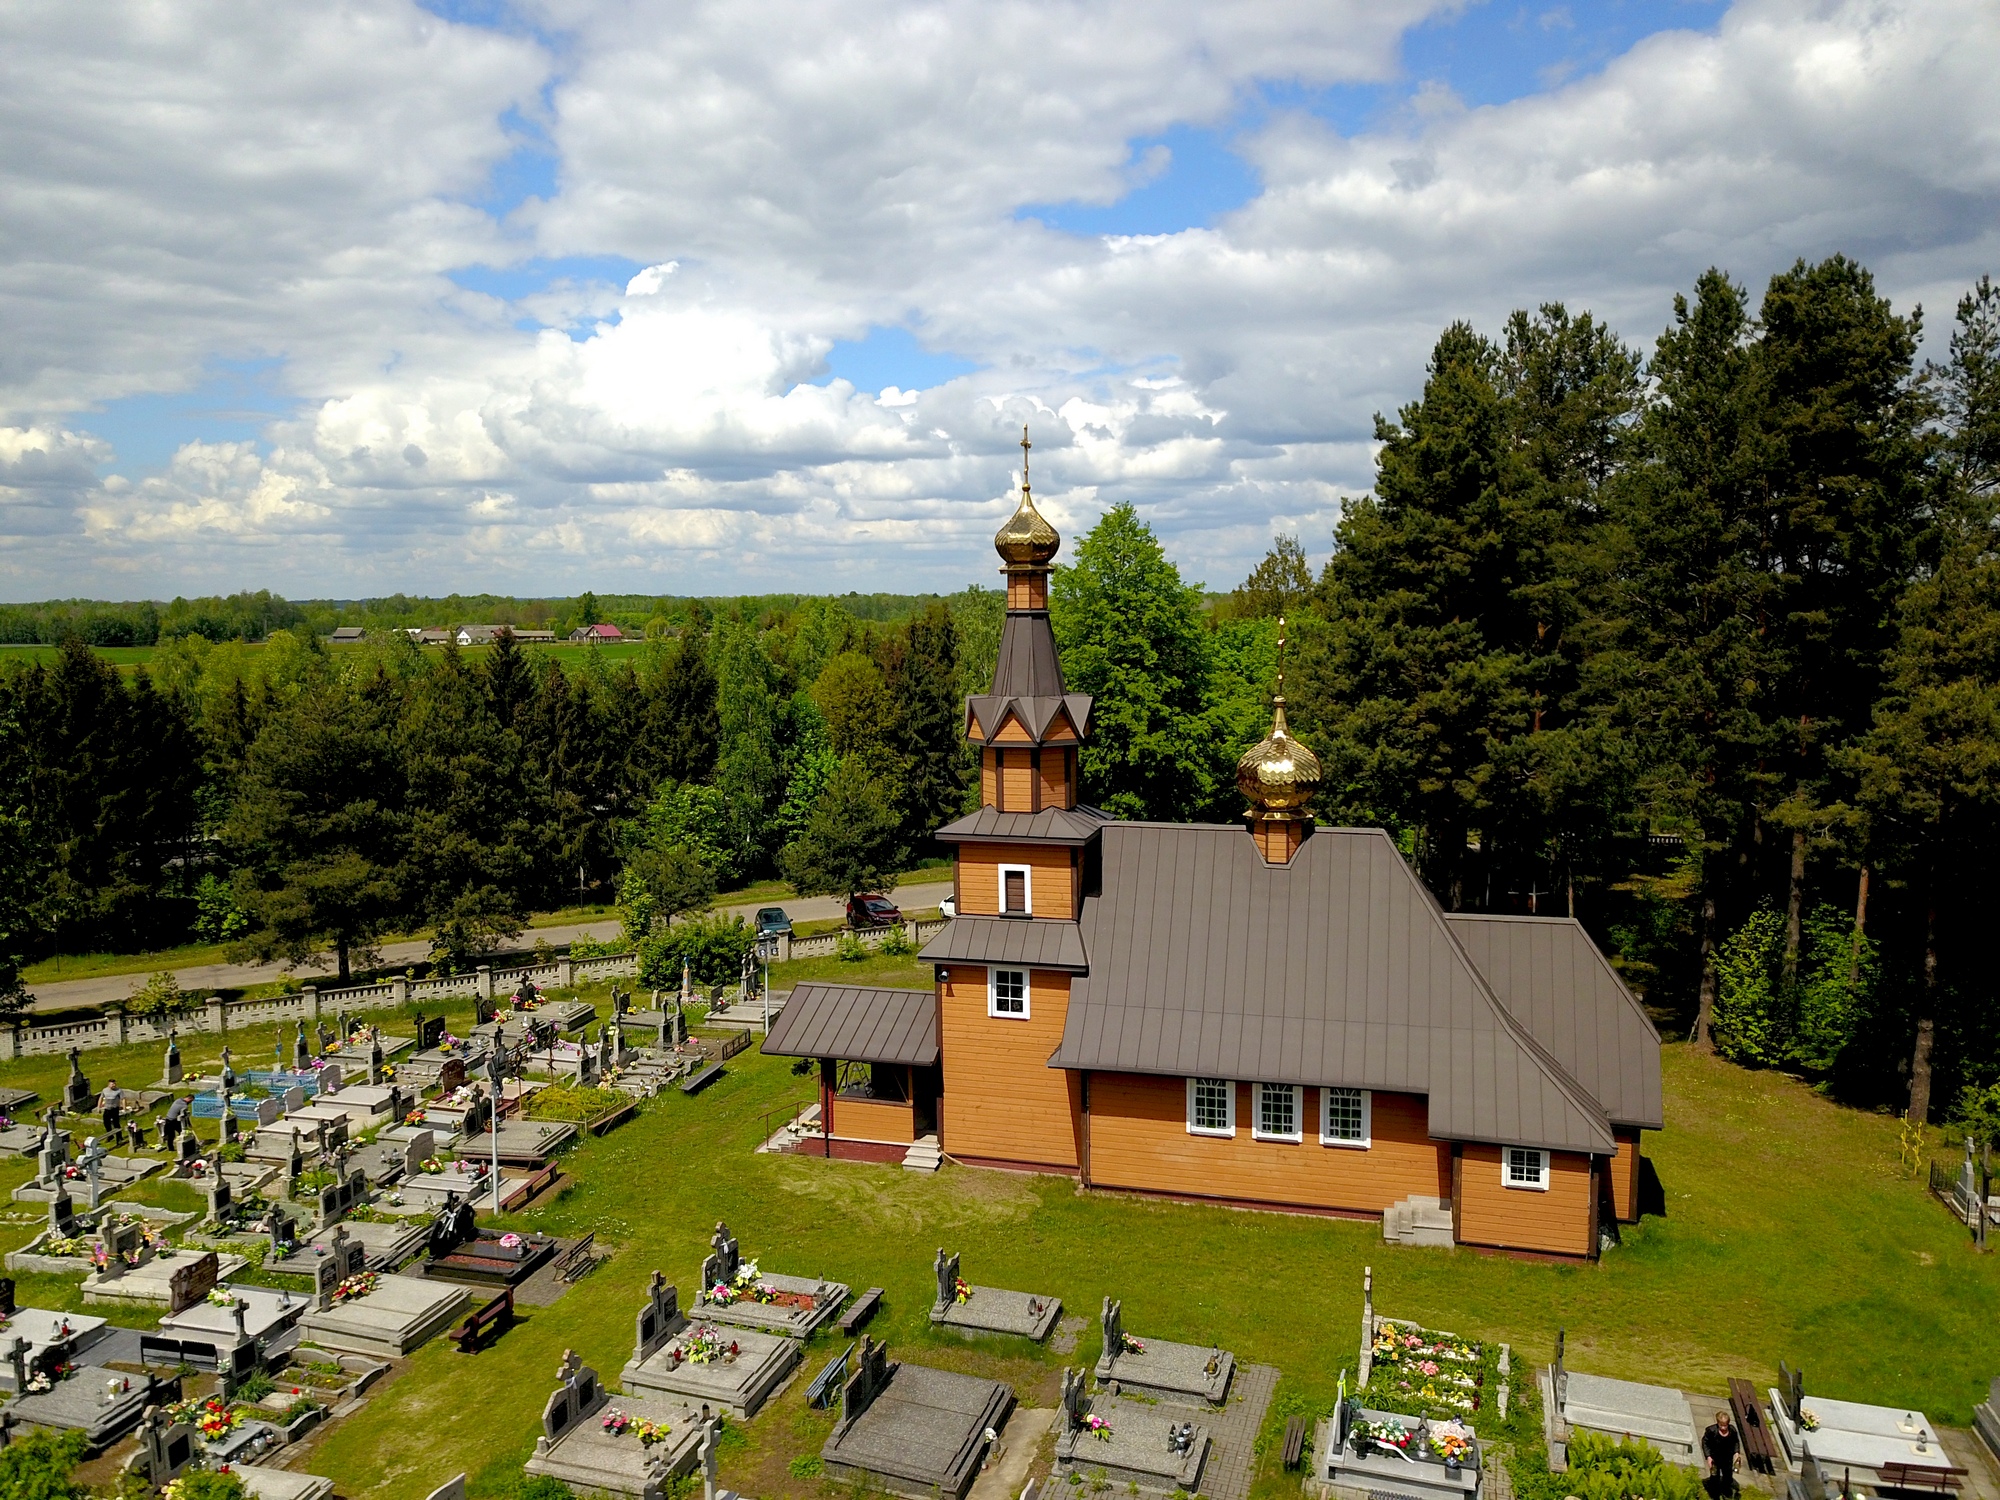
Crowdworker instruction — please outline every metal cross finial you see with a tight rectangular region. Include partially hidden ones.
[1275,615,1287,702]
[1020,425,1030,493]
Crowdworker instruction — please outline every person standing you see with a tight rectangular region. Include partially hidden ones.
[1703,1410,1741,1498]
[162,1094,191,1149]
[99,1079,122,1135]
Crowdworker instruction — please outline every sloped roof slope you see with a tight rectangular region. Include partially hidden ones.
[761,983,938,1066]
[1443,914,1663,1130]
[1048,824,1618,1155]
[935,806,1113,846]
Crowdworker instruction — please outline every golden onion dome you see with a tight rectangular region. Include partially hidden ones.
[996,425,1060,568]
[1236,697,1321,814]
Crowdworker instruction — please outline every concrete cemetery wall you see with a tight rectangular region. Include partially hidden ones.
[1454,1143,1594,1256]
[937,964,1081,1171]
[1082,1077,1451,1215]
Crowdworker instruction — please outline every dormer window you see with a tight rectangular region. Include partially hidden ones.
[1000,864,1031,916]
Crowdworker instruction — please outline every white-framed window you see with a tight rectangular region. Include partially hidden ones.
[999,863,1032,916]
[1504,1146,1550,1191]
[987,967,1028,1019]
[1254,1083,1302,1142]
[1186,1077,1234,1137]
[1320,1087,1372,1148]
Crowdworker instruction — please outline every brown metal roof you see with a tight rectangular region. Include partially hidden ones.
[935,806,1113,847]
[1443,914,1664,1130]
[965,610,1093,745]
[760,983,938,1066]
[1048,824,1621,1156]
[919,916,1090,971]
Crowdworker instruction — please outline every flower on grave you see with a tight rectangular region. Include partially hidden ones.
[735,1259,760,1285]
[421,1158,446,1174]
[635,1418,672,1447]
[90,1242,108,1268]
[1430,1430,1472,1464]
[1120,1333,1145,1354]
[1085,1414,1113,1441]
[498,1233,522,1249]
[331,1271,379,1303]
[404,1110,427,1126]
[674,1324,732,1365]
[1417,1360,1440,1377]
[603,1408,632,1435]
[953,1276,971,1305]
[207,1289,241,1308]
[170,1395,240,1441]
[1799,1409,1820,1432]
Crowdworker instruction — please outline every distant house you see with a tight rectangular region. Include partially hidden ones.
[409,627,452,646]
[456,625,503,646]
[568,623,625,643]
[512,629,558,644]
[328,626,366,643]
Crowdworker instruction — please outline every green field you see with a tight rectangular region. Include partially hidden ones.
[1,1020,1991,1500]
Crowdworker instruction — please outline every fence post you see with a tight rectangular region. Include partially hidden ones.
[207,994,227,1036]
[476,965,492,1001]
[780,933,791,964]
[303,984,319,1020]
[557,958,573,987]
[391,977,408,1006]
[6,1020,19,1061]
[111,1004,129,1046]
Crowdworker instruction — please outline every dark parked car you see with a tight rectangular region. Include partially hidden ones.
[846,892,901,929]
[755,906,792,937]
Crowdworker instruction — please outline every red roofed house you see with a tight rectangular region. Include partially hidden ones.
[568,623,625,643]
[763,432,1661,1258]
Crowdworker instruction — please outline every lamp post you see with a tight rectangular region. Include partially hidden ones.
[484,1046,503,1216]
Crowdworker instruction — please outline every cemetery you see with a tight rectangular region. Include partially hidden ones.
[817,1336,1014,1500]
[690,1220,850,1339]
[925,1247,1061,1341]
[619,1270,802,1418]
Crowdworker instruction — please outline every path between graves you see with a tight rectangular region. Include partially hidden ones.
[25,881,953,1012]
[1191,1362,1278,1500]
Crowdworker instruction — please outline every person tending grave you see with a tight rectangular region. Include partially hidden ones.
[619,1270,802,1418]
[1093,1295,1235,1405]
[818,1336,1014,1500]
[926,1247,1061,1342]
[691,1221,849,1339]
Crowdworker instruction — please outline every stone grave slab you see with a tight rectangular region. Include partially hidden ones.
[397,1162,496,1208]
[820,1340,1013,1500]
[1768,1386,1944,1480]
[455,1118,577,1167]
[0,1087,38,1112]
[424,1225,560,1287]
[929,1251,1060,1341]
[1315,1397,1479,1500]
[299,1272,470,1358]
[1055,1391,1208,1497]
[0,1123,43,1155]
[6,1367,165,1451]
[321,1214,430,1269]
[84,1246,248,1309]
[1558,1371,1698,1460]
[309,1084,402,1125]
[160,1282,312,1343]
[689,1221,848,1340]
[1092,1298,1233,1406]
[526,1349,706,1500]
[11,1153,162,1204]
[205,1416,286,1466]
[619,1273,801,1419]
[0,1308,112,1390]
[232,1465,337,1500]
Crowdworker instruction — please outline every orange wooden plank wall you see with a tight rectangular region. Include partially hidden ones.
[1085,1076,1449,1214]
[956,843,1076,918]
[937,964,1080,1169]
[1611,1128,1641,1222]
[1455,1143,1594,1256]
[830,1096,916,1144]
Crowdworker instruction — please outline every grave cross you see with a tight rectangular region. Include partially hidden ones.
[219,1046,235,1091]
[1059,1367,1087,1438]
[700,1416,720,1500]
[47,1184,74,1239]
[64,1046,92,1112]
[77,1136,110,1210]
[6,1336,26,1395]
[933,1248,960,1313]
[293,1020,311,1072]
[164,1031,182,1087]
[1101,1297,1124,1363]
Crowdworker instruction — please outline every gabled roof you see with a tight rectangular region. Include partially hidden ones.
[965,694,1093,745]
[966,608,1092,746]
[920,917,1090,972]
[935,806,1113,847]
[1047,824,1620,1156]
[1443,914,1664,1130]
[761,983,938,1066]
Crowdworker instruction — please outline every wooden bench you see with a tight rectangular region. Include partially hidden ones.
[551,1231,598,1284]
[499,1163,561,1211]
[681,1062,724,1095]
[1878,1463,1969,1495]
[1281,1416,1307,1470]
[840,1287,883,1336]
[1727,1378,1779,1474]
[450,1288,515,1354]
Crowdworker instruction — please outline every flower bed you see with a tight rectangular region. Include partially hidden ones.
[667,1324,739,1365]
[169,1395,242,1443]
[1368,1320,1485,1416]
[523,1082,631,1125]
[331,1271,379,1304]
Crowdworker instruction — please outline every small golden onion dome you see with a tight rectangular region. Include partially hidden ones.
[1236,697,1321,815]
[996,425,1060,568]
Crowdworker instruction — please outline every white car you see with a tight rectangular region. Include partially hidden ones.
[940,894,957,918]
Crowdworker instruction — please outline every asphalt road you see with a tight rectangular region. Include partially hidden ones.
[25,878,954,1014]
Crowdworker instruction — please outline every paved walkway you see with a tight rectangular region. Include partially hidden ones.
[1187,1362,1280,1500]
[25,879,953,1014]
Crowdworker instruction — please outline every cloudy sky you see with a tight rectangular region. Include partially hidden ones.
[3,0,1995,602]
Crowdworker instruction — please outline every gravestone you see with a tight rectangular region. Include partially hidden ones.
[294,1021,312,1072]
[281,1084,306,1114]
[131,1402,200,1486]
[631,1271,680,1363]
[1059,1367,1086,1438]
[701,1222,741,1291]
[437,1057,468,1095]
[36,1110,69,1186]
[176,1130,201,1169]
[318,1062,343,1095]
[316,1020,336,1055]
[77,1136,110,1210]
[315,1168,369,1227]
[218,1086,239,1145]
[205,1171,234,1225]
[164,1034,183,1087]
[701,1416,719,1500]
[63,1048,92,1114]
[220,1046,237,1091]
[166,1251,219,1313]
[427,1194,477,1259]
[98,1216,152,1282]
[402,1129,436,1179]
[427,1479,468,1500]
[46,1186,75,1240]
[933,1249,959,1313]
[416,1014,446,1050]
[367,1035,384,1087]
[269,1211,299,1259]
[126,1118,148,1153]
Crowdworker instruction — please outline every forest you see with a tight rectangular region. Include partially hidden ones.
[0,253,1995,1142]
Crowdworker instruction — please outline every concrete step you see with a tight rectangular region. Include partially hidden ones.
[903,1135,943,1173]
[1382,1195,1455,1248]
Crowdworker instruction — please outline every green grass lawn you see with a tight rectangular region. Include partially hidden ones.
[287,1043,2000,1500]
[3,989,1993,1500]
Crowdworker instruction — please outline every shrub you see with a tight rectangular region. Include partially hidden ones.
[568,934,616,960]
[880,925,915,957]
[127,970,194,1019]
[835,932,868,963]
[637,912,757,988]
[789,1455,825,1478]
[1952,1081,2000,1150]
[0,1426,90,1499]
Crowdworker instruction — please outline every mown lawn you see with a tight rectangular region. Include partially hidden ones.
[1,1018,1993,1500]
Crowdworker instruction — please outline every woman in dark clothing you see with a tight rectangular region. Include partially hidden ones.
[1703,1410,1741,1498]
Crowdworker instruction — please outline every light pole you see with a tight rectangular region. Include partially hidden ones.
[484,1045,503,1216]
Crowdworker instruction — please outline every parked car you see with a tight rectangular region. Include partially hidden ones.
[846,892,902,929]
[755,906,793,938]
[940,893,956,918]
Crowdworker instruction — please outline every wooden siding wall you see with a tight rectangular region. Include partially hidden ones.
[830,1095,916,1145]
[1001,753,1036,810]
[937,965,1080,1170]
[1085,1077,1450,1213]
[980,751,997,807]
[956,843,1076,919]
[1038,748,1075,810]
[1455,1144,1594,1256]
[1612,1129,1641,1223]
